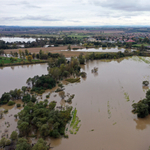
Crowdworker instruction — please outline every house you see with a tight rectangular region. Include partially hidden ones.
[87,38,96,42]
[126,39,135,43]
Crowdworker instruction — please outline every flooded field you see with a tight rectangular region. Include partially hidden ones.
[0,37,36,43]
[0,63,48,96]
[62,47,135,53]
[0,56,150,150]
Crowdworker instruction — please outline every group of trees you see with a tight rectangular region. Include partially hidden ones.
[17,101,72,138]
[9,49,60,61]
[132,90,150,118]
[0,130,50,150]
[0,36,81,50]
[0,86,29,104]
[0,40,8,49]
[27,75,56,94]
[48,55,81,81]
[84,51,126,61]
[0,50,4,55]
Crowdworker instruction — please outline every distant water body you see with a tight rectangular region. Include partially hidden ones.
[0,37,36,43]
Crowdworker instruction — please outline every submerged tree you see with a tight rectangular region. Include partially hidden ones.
[16,138,31,150]
[32,138,48,150]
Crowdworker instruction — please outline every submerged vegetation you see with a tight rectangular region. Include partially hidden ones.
[124,92,130,102]
[65,78,80,83]
[69,108,81,134]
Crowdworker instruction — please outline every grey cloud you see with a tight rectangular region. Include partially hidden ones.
[0,16,62,22]
[20,1,41,8]
[92,0,150,12]
[97,11,143,18]
[7,1,41,8]
[69,20,81,23]
[24,15,62,21]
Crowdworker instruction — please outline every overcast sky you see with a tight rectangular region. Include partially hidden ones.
[1,0,150,26]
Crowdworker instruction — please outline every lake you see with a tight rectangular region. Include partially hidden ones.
[0,56,150,150]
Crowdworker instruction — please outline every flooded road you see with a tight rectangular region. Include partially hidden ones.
[0,56,150,150]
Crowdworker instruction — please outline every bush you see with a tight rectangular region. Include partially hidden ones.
[143,81,149,86]
[8,101,15,106]
[39,90,45,94]
[64,134,69,138]
[80,72,87,78]
[46,95,50,98]
[65,78,80,83]
[4,109,8,113]
[16,104,21,107]
[55,88,64,92]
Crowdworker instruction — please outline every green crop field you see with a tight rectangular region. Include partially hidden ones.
[0,56,42,65]
[132,43,150,47]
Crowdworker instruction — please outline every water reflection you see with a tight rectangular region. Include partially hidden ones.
[134,115,150,130]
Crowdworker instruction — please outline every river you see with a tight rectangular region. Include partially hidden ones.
[0,56,150,150]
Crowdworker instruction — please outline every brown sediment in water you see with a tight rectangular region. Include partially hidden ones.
[0,56,150,150]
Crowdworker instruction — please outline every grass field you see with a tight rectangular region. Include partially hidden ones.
[132,43,150,47]
[0,56,42,65]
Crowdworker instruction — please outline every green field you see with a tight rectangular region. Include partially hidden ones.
[132,43,150,47]
[0,56,46,66]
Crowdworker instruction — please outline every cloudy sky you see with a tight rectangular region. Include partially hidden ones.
[1,0,150,26]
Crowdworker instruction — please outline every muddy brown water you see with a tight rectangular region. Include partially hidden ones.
[0,56,150,150]
[0,63,48,96]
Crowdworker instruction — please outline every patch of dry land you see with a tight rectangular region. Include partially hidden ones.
[4,46,86,57]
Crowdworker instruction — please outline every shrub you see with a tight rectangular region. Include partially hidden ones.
[80,72,87,78]
[46,95,50,98]
[4,109,8,113]
[8,101,15,106]
[39,90,45,94]
[55,88,63,92]
[65,78,80,83]
[143,81,149,86]
[64,134,69,138]
[16,104,21,107]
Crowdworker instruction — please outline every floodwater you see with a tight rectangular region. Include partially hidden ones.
[0,37,36,43]
[0,63,48,96]
[1,56,150,150]
[62,47,135,53]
